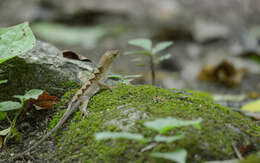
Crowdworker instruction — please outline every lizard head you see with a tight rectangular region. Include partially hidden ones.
[98,50,120,69]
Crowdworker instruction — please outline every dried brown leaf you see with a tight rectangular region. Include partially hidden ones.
[25,91,59,110]
[63,50,92,62]
[198,60,247,87]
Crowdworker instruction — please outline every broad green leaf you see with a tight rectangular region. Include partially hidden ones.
[0,80,7,85]
[0,127,11,136]
[128,38,152,51]
[0,101,22,111]
[150,149,187,163]
[152,41,173,54]
[32,22,106,47]
[241,100,260,112]
[0,111,7,120]
[124,51,151,56]
[14,89,43,102]
[95,132,145,142]
[154,134,184,143]
[144,117,202,134]
[0,22,36,64]
[155,53,172,63]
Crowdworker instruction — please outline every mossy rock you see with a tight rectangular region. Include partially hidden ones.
[46,84,259,162]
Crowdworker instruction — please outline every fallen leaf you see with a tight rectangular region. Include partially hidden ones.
[25,91,59,110]
[239,144,256,156]
[241,100,260,112]
[198,60,247,87]
[63,50,91,62]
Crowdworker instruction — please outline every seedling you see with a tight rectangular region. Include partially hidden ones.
[95,117,202,163]
[0,89,43,144]
[126,38,173,85]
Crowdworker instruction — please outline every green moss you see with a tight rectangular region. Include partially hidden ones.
[62,81,80,89]
[47,84,260,163]
[241,152,260,163]
[49,88,79,130]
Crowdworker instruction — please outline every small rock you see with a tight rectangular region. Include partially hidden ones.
[193,19,230,42]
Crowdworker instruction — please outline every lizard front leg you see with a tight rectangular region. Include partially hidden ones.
[98,82,112,90]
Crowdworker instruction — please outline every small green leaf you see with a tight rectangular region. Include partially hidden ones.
[14,89,43,102]
[0,127,11,136]
[0,111,7,120]
[155,53,172,63]
[150,149,187,163]
[128,38,152,51]
[132,58,147,67]
[95,132,145,142]
[108,74,122,79]
[0,22,36,64]
[154,134,184,143]
[123,75,142,79]
[0,80,7,85]
[152,41,173,54]
[124,51,151,56]
[144,117,203,134]
[0,101,22,111]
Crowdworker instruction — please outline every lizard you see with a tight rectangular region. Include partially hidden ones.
[9,50,120,161]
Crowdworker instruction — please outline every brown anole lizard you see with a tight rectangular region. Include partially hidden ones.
[10,50,120,161]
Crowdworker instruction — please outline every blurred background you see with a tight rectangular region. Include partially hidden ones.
[1,0,260,97]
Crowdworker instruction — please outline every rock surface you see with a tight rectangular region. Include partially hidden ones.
[0,40,95,101]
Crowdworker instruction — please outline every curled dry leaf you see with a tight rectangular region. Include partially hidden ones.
[239,144,256,156]
[25,91,59,110]
[63,50,92,62]
[198,60,247,87]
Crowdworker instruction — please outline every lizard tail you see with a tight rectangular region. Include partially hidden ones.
[9,101,80,162]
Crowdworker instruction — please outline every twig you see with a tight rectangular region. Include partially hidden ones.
[232,144,243,160]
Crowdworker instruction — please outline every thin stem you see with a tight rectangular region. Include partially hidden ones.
[150,56,156,85]
[4,101,24,145]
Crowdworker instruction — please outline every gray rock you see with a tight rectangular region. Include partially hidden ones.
[0,40,96,101]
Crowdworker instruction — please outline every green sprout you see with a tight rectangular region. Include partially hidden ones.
[126,38,173,85]
[0,89,43,144]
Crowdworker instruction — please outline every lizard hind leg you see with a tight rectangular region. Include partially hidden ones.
[80,97,90,118]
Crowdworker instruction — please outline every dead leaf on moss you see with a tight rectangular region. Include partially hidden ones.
[25,91,59,110]
[63,50,92,62]
[239,144,256,156]
[198,60,247,87]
